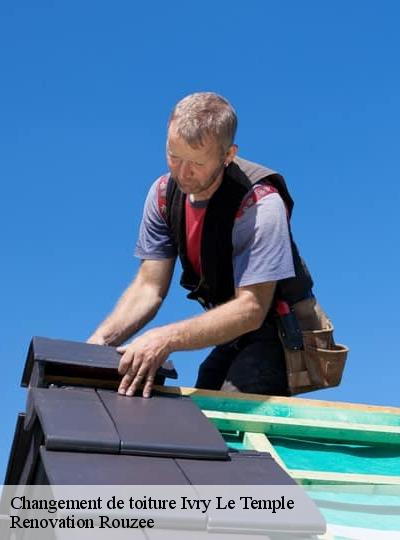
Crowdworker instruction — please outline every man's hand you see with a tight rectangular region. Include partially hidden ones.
[117,328,172,398]
[87,334,106,346]
[114,281,276,398]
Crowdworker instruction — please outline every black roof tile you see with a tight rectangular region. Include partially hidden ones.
[4,413,44,485]
[175,452,297,486]
[147,531,271,539]
[4,335,326,537]
[97,390,229,460]
[39,447,192,486]
[4,414,30,484]
[31,387,120,453]
[22,336,177,388]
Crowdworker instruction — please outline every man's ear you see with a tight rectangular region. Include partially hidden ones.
[225,144,238,166]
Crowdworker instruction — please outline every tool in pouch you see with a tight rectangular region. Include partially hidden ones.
[275,298,348,395]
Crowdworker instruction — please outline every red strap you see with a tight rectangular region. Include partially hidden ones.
[235,183,290,219]
[156,174,169,221]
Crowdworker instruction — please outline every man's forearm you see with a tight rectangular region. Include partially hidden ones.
[163,290,267,352]
[89,259,175,347]
[116,282,276,397]
[89,283,163,346]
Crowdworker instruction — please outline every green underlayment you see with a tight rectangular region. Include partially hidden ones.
[269,436,400,476]
[192,394,400,479]
[221,431,400,476]
[215,402,400,534]
[305,489,400,506]
[221,430,246,451]
[190,395,400,428]
[316,505,400,532]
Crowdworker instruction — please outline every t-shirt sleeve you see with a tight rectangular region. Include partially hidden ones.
[134,178,177,259]
[232,192,295,287]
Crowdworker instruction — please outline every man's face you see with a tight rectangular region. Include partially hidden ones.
[166,122,228,200]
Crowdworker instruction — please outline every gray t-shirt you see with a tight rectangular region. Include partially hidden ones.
[135,175,295,287]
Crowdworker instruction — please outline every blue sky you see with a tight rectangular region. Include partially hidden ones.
[1,1,399,479]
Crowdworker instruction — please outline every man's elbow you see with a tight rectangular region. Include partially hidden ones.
[149,291,164,313]
[138,284,165,316]
[249,304,268,331]
[236,282,276,332]
[240,297,268,332]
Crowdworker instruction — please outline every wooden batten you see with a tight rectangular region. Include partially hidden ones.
[291,469,400,486]
[243,432,290,473]
[164,386,400,416]
[202,409,400,446]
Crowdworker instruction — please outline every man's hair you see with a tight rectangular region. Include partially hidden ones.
[168,92,237,154]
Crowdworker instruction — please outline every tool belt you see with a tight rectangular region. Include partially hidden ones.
[277,297,348,395]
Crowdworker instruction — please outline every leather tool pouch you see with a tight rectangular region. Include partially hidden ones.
[279,297,348,395]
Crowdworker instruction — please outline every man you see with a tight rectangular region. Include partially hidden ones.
[88,92,313,398]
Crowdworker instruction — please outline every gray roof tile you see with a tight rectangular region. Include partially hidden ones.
[97,390,229,460]
[31,387,120,453]
[22,336,177,388]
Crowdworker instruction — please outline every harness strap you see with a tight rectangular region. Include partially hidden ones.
[156,174,169,221]
[235,183,279,219]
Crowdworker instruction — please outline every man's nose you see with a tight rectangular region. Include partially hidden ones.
[178,160,193,177]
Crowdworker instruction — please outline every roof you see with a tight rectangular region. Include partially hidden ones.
[3,336,326,537]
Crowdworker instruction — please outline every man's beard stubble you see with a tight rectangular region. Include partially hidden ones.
[177,159,226,196]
